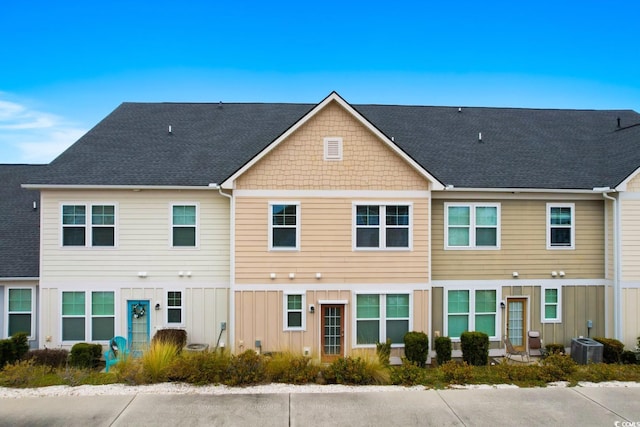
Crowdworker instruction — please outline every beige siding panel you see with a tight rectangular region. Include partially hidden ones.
[622,288,640,349]
[412,290,430,335]
[236,101,429,191]
[605,201,614,280]
[626,174,640,192]
[39,287,60,347]
[621,199,640,281]
[431,288,444,339]
[432,199,605,280]
[236,197,429,284]
[40,190,230,285]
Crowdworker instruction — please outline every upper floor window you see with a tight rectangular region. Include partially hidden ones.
[172,204,197,247]
[354,204,411,250]
[445,203,500,249]
[7,288,34,338]
[62,204,115,247]
[547,203,574,249]
[269,202,299,250]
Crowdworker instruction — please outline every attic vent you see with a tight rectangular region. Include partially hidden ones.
[324,137,343,161]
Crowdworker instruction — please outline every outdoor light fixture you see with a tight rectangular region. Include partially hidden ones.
[270,273,276,280]
[512,272,519,278]
[559,271,565,277]
[551,271,558,277]
[289,273,295,279]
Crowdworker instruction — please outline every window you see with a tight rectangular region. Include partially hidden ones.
[542,287,562,322]
[355,293,410,345]
[62,291,115,342]
[284,294,305,330]
[547,203,574,249]
[446,289,497,338]
[167,291,183,325]
[7,288,34,338]
[269,202,299,250]
[445,203,499,249]
[172,204,197,247]
[62,204,116,247]
[324,137,343,161]
[354,204,411,249]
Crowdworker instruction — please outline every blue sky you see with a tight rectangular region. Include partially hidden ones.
[2,1,639,164]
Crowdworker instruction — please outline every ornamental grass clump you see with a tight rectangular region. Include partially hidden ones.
[264,351,320,384]
[323,353,390,385]
[168,349,232,385]
[440,360,474,385]
[141,340,181,383]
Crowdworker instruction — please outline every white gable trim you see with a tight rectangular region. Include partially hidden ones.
[615,165,640,192]
[220,91,444,190]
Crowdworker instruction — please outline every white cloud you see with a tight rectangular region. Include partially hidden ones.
[0,95,87,163]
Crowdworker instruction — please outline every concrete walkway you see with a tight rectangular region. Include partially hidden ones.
[1,386,639,426]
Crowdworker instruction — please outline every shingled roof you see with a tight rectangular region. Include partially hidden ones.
[28,96,640,190]
[0,164,45,278]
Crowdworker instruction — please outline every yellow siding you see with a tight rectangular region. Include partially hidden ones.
[622,288,640,349]
[626,174,640,192]
[236,101,428,191]
[40,189,230,285]
[235,197,429,284]
[621,199,640,281]
[432,199,605,280]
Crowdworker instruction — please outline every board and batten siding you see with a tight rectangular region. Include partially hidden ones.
[431,198,605,280]
[622,288,640,349]
[235,197,430,284]
[39,189,230,284]
[621,198,640,281]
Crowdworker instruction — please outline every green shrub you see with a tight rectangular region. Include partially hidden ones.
[11,333,30,360]
[152,329,187,350]
[435,336,452,365]
[168,349,232,385]
[25,348,69,368]
[141,340,181,383]
[593,337,624,364]
[376,339,392,366]
[69,343,103,369]
[491,361,544,386]
[460,331,489,366]
[621,350,639,365]
[574,363,620,382]
[0,333,30,368]
[403,331,429,367]
[540,353,577,382]
[545,343,565,355]
[323,355,390,385]
[265,352,319,384]
[0,359,50,387]
[390,360,428,386]
[440,360,473,384]
[225,350,266,386]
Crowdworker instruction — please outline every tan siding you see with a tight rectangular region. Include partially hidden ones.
[626,174,640,192]
[622,288,640,349]
[605,201,614,280]
[236,101,428,191]
[235,197,429,284]
[40,189,230,285]
[621,199,640,281]
[432,199,605,280]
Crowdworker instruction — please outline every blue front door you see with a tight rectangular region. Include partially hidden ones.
[127,300,150,357]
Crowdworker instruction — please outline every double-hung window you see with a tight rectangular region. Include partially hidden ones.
[62,204,115,247]
[354,204,411,249]
[547,203,574,249]
[446,289,497,339]
[542,286,562,322]
[269,202,299,250]
[7,288,34,338]
[355,293,410,346]
[172,204,197,247]
[62,291,115,342]
[284,294,305,330]
[445,203,499,249]
[167,291,183,325]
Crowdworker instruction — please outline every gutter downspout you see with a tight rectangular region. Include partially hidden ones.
[599,188,621,340]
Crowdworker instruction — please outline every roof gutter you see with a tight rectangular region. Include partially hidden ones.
[0,277,39,282]
[22,184,213,191]
[593,187,621,341]
[440,186,607,194]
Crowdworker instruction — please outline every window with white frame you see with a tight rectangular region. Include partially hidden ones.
[547,203,574,249]
[167,291,183,325]
[7,288,34,338]
[62,291,115,342]
[354,204,411,249]
[62,204,115,247]
[542,286,562,322]
[445,203,500,249]
[172,204,197,247]
[269,202,299,250]
[446,289,497,339]
[284,294,305,330]
[355,293,410,345]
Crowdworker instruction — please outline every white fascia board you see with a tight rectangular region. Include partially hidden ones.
[220,91,445,191]
[22,184,214,191]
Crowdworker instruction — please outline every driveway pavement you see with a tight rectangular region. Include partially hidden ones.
[1,386,639,426]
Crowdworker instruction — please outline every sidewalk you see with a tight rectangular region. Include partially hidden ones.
[1,385,639,426]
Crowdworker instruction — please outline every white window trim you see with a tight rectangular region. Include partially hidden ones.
[323,137,343,161]
[444,286,500,341]
[170,202,199,248]
[166,290,185,327]
[5,286,36,340]
[352,202,413,251]
[352,292,413,348]
[268,201,300,251]
[444,203,501,250]
[60,202,118,248]
[546,203,575,250]
[541,285,562,323]
[60,290,116,344]
[283,293,306,331]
